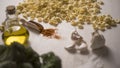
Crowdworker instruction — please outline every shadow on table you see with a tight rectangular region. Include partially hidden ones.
[65,48,89,55]
[92,45,120,68]
[92,46,109,57]
[80,49,89,55]
[65,48,77,54]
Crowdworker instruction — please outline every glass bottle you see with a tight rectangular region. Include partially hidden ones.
[2,5,29,46]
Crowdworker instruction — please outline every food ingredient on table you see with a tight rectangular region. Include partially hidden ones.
[20,19,44,33]
[65,29,88,53]
[0,42,62,68]
[20,19,61,39]
[0,42,41,68]
[41,28,61,39]
[2,5,29,46]
[77,42,88,52]
[40,52,62,68]
[91,30,105,50]
[17,0,120,31]
[65,29,83,50]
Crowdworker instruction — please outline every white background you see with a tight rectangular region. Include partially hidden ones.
[0,0,120,68]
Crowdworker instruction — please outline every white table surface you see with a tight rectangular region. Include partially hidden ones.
[0,0,120,68]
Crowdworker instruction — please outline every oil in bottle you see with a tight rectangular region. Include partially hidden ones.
[2,5,29,46]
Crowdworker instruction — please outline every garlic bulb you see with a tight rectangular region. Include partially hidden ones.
[91,31,105,50]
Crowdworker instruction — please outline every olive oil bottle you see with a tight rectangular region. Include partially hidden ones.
[2,5,29,46]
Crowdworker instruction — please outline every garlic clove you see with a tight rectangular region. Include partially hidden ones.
[77,42,87,52]
[64,44,75,50]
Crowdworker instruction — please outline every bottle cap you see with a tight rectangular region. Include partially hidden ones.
[6,5,16,14]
